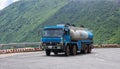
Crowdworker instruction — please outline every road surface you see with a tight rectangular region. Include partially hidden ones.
[0,48,120,69]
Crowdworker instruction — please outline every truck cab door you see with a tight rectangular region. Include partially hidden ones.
[64,29,71,44]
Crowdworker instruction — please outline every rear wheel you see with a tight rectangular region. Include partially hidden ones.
[81,48,88,54]
[81,43,88,54]
[65,45,70,56]
[46,50,50,56]
[84,47,88,54]
[72,45,77,55]
[87,46,92,53]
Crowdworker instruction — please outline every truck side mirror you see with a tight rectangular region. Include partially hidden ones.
[64,28,69,35]
[64,30,67,35]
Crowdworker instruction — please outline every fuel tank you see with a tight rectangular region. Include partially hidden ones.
[69,27,93,40]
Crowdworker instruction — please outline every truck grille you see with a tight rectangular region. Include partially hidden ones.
[45,42,58,46]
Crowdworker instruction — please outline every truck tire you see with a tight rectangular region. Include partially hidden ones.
[87,46,92,53]
[81,43,88,54]
[65,45,70,56]
[81,48,87,54]
[46,50,50,56]
[54,51,58,55]
[72,45,77,55]
[84,47,88,54]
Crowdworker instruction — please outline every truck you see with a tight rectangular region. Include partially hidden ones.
[41,24,93,56]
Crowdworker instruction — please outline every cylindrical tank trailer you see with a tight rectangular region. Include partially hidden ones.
[69,27,93,40]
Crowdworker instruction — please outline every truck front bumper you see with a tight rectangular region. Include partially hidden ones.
[45,46,64,50]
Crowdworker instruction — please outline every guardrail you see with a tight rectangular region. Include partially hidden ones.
[93,44,120,48]
[0,42,42,54]
[0,48,42,54]
[0,42,41,47]
[0,42,119,54]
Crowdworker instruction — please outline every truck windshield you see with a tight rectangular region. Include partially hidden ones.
[43,29,63,37]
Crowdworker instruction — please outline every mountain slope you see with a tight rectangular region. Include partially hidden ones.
[0,0,69,43]
[0,0,120,44]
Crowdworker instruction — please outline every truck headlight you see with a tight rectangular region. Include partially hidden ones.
[60,38,63,44]
[57,43,63,46]
[57,39,63,46]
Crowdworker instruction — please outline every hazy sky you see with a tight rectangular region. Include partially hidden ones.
[0,0,19,10]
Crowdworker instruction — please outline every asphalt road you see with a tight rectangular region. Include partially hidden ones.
[0,48,120,69]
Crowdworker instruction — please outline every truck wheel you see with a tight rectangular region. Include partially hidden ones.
[65,45,70,56]
[88,46,92,53]
[54,51,58,55]
[84,47,88,54]
[46,50,50,56]
[80,50,84,54]
[81,44,88,54]
[72,45,77,55]
[81,47,88,54]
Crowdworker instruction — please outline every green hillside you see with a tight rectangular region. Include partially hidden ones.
[0,0,69,43]
[0,0,120,44]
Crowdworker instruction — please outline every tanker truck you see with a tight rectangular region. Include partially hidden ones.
[41,24,93,56]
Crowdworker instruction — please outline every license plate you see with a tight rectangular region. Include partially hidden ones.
[48,46,52,49]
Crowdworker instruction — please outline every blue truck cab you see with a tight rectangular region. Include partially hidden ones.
[41,24,93,56]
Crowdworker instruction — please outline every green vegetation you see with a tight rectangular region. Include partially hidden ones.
[0,0,120,44]
[0,0,68,43]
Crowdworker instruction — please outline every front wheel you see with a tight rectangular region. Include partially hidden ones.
[46,50,51,56]
[54,51,58,55]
